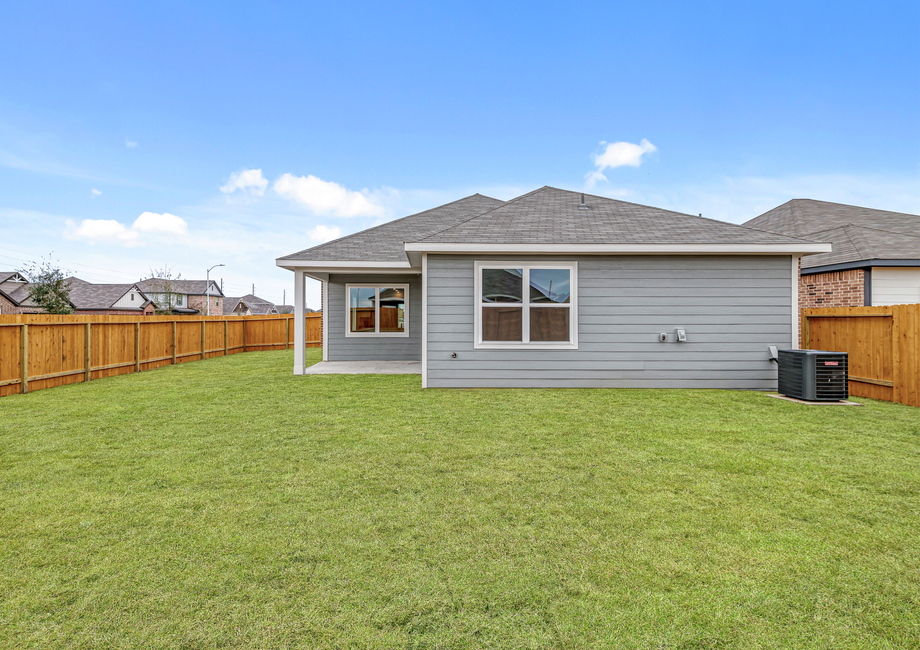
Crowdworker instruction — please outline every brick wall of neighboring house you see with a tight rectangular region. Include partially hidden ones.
[800,269,865,309]
[187,295,223,315]
[0,294,24,314]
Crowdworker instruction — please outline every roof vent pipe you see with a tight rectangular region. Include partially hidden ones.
[579,193,588,210]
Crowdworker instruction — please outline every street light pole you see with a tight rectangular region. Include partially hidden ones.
[206,264,225,316]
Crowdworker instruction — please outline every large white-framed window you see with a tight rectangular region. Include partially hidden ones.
[345,284,409,337]
[474,261,577,349]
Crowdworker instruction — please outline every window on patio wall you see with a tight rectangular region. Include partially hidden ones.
[346,284,409,337]
[475,262,577,349]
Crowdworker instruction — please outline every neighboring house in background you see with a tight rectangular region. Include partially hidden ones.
[275,304,297,314]
[0,272,38,314]
[136,279,224,315]
[225,294,279,316]
[0,273,155,315]
[65,278,155,315]
[277,186,829,389]
[745,200,920,308]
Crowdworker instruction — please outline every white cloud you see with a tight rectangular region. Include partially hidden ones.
[72,219,138,244]
[220,169,269,196]
[91,188,102,197]
[308,225,342,243]
[69,212,187,245]
[132,212,188,235]
[586,139,658,188]
[125,139,137,148]
[273,173,386,218]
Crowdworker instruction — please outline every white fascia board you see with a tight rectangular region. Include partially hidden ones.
[404,242,833,255]
[275,259,418,274]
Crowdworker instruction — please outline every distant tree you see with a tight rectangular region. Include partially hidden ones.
[18,257,74,314]
[144,267,183,315]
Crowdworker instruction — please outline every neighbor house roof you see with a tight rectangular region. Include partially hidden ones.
[0,271,25,284]
[65,278,151,310]
[278,193,504,263]
[1,276,150,311]
[136,278,224,296]
[228,294,278,315]
[744,199,920,270]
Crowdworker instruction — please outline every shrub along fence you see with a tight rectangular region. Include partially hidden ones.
[0,313,322,398]
[801,304,919,407]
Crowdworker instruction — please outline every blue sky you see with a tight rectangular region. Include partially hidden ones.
[1,1,917,308]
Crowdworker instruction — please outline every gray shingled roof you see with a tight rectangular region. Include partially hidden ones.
[278,193,504,262]
[744,199,920,269]
[65,279,150,310]
[230,294,277,315]
[418,187,817,245]
[136,278,224,296]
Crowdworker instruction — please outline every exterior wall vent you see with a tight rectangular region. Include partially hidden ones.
[777,349,848,401]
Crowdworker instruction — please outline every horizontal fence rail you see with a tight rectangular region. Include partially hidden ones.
[801,304,919,408]
[0,313,322,398]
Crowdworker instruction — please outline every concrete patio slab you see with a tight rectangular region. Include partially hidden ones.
[304,360,421,375]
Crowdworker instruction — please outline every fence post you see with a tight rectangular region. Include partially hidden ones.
[172,321,177,364]
[84,323,92,382]
[286,317,290,350]
[224,320,228,355]
[892,305,901,404]
[20,324,28,394]
[135,322,141,373]
[802,309,810,349]
[201,320,206,360]
[243,319,247,353]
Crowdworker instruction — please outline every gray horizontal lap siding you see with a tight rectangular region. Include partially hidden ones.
[426,255,792,388]
[327,273,422,361]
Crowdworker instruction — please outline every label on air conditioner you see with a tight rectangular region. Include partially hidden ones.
[824,361,839,366]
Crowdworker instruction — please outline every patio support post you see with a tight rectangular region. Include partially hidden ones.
[293,270,305,375]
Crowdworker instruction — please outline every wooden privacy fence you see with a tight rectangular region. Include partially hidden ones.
[0,313,322,398]
[801,304,920,407]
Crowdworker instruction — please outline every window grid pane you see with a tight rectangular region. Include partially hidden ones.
[378,287,405,333]
[350,287,376,333]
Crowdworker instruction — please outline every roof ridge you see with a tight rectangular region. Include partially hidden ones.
[806,222,920,240]
[839,225,865,259]
[414,186,548,242]
[789,197,920,217]
[279,193,502,259]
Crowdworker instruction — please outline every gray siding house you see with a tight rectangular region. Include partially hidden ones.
[277,187,830,389]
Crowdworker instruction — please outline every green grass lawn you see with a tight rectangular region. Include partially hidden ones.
[1,349,919,649]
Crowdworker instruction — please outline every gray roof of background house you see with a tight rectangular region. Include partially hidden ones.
[136,278,224,296]
[65,278,150,310]
[744,199,920,269]
[228,294,277,315]
[278,193,505,262]
[417,187,818,246]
